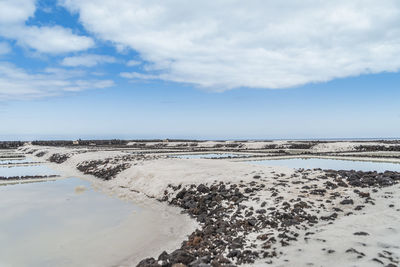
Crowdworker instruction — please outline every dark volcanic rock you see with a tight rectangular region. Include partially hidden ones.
[353,232,369,236]
[136,258,159,267]
[135,168,400,267]
[49,153,70,164]
[327,170,400,188]
[35,151,47,157]
[197,184,210,193]
[170,249,195,264]
[340,199,354,205]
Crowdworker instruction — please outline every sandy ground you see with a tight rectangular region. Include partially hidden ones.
[267,183,400,267]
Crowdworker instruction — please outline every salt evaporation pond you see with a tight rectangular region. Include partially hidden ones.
[0,164,59,177]
[248,157,400,172]
[0,176,190,267]
[0,158,39,165]
[173,153,248,159]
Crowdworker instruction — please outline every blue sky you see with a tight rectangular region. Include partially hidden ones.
[0,0,400,140]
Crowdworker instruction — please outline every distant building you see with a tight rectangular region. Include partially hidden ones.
[72,140,79,145]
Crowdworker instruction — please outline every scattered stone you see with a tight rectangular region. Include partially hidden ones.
[353,232,369,236]
[346,248,366,258]
[340,199,354,205]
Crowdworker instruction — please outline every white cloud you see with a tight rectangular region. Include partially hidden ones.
[62,54,116,67]
[0,0,94,54]
[126,60,141,66]
[0,0,36,24]
[61,0,400,90]
[120,72,159,80]
[0,42,11,55]
[0,62,114,99]
[0,25,94,54]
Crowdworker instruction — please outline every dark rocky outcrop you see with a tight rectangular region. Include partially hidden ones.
[49,153,70,164]
[136,169,400,267]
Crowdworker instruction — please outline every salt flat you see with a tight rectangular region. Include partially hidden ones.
[16,140,400,266]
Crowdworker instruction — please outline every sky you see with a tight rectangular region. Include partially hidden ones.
[0,0,400,140]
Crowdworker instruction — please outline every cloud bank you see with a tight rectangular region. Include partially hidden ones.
[61,0,400,90]
[0,62,114,99]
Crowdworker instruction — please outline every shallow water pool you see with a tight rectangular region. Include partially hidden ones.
[248,158,400,172]
[172,153,249,159]
[0,158,39,164]
[0,177,190,267]
[0,164,59,177]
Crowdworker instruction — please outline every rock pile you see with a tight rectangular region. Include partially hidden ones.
[77,160,131,180]
[49,153,70,164]
[0,174,59,181]
[26,149,38,155]
[76,154,159,180]
[136,169,400,267]
[0,155,24,159]
[35,151,47,157]
[326,170,400,188]
[355,145,400,152]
